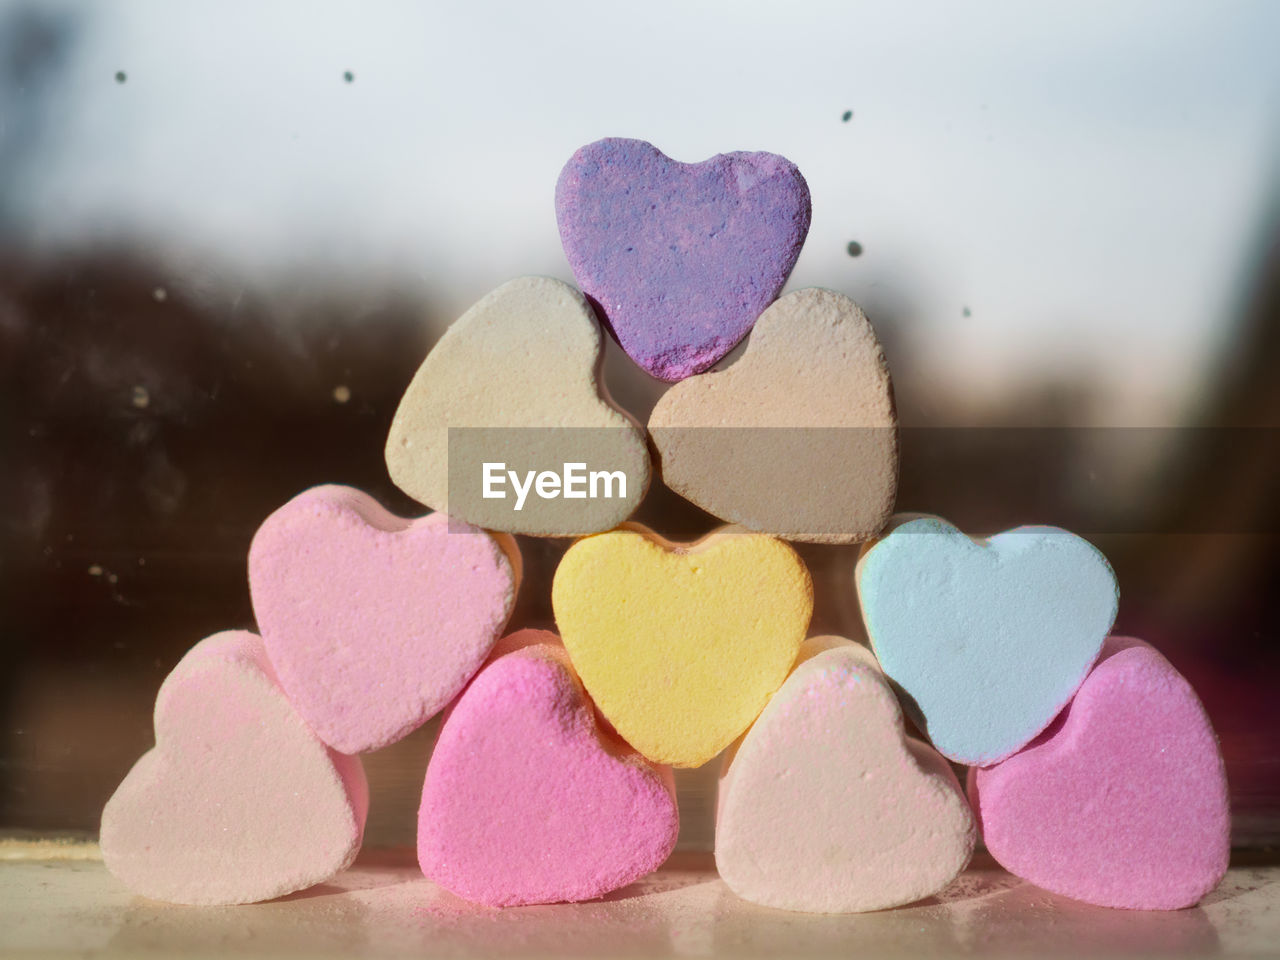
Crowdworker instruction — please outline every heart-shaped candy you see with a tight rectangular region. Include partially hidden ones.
[418,629,679,906]
[552,523,811,767]
[556,138,811,382]
[717,637,975,913]
[970,636,1229,910]
[856,515,1118,765]
[649,288,897,542]
[248,485,519,754]
[385,276,649,536]
[100,631,368,905]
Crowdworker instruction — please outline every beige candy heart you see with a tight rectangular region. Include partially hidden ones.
[386,276,650,536]
[649,288,897,543]
[716,637,974,913]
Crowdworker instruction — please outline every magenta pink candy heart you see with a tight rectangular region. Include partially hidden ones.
[418,630,679,906]
[248,485,518,754]
[970,636,1229,910]
[556,138,811,382]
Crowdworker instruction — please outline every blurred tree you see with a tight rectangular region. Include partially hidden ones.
[0,4,78,231]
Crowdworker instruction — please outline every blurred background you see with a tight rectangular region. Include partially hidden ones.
[1,0,1277,852]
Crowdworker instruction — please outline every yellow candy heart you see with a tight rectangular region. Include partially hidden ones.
[551,523,812,767]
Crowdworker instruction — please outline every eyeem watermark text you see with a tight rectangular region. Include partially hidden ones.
[482,462,627,511]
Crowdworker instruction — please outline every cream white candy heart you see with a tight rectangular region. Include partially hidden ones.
[649,288,897,543]
[100,631,368,905]
[386,276,650,536]
[716,637,974,913]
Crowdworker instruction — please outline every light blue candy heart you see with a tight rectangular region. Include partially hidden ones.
[856,515,1118,766]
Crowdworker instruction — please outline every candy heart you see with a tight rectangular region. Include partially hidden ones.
[717,637,975,913]
[100,631,367,905]
[248,485,519,754]
[970,636,1229,910]
[556,138,811,382]
[649,288,897,543]
[385,276,649,536]
[418,629,679,906]
[552,523,811,767]
[856,515,1118,765]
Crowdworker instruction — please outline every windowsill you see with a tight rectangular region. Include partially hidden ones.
[2,847,1277,957]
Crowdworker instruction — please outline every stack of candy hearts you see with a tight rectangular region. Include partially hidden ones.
[102,137,1230,913]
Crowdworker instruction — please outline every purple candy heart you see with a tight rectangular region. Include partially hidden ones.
[555,138,811,382]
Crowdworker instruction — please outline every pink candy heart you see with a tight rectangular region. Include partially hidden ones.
[418,630,680,906]
[100,631,367,905]
[248,485,519,754]
[970,636,1229,910]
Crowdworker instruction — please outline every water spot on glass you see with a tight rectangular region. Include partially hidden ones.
[343,70,354,83]
[846,240,863,257]
[114,70,126,84]
[333,384,351,404]
[131,385,150,409]
[107,573,118,585]
[152,286,167,302]
[841,109,853,122]
[87,564,103,577]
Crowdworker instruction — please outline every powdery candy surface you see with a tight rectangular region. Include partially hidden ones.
[650,288,898,543]
[418,630,679,906]
[100,631,368,905]
[557,138,811,382]
[248,485,519,754]
[717,637,974,913]
[971,636,1230,910]
[857,515,1119,765]
[385,276,649,536]
[552,523,812,768]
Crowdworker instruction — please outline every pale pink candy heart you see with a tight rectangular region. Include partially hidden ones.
[418,629,680,906]
[248,485,520,754]
[970,636,1230,910]
[716,637,975,913]
[100,631,368,905]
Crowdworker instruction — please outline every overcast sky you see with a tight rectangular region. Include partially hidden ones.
[7,0,1280,423]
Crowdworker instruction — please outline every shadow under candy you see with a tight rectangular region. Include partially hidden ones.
[958,877,1220,956]
[88,854,1242,958]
